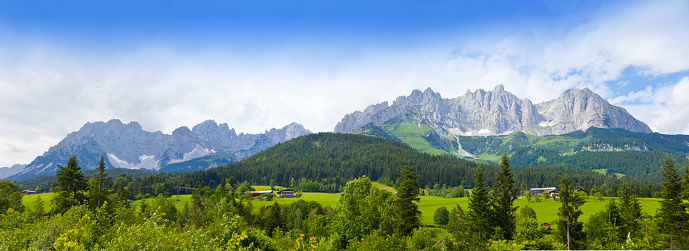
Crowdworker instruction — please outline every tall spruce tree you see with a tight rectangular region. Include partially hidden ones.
[658,156,688,249]
[51,155,88,214]
[468,165,493,249]
[618,182,642,238]
[88,155,113,210]
[491,153,518,240]
[396,166,421,236]
[557,176,586,250]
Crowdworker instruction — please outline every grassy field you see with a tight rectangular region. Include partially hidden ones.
[28,191,662,226]
[417,196,660,225]
[252,185,287,191]
[133,194,193,211]
[22,193,56,212]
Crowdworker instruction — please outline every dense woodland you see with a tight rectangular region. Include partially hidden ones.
[456,128,689,183]
[2,133,689,250]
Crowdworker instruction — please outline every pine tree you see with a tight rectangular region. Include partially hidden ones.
[557,176,586,250]
[88,155,113,210]
[468,165,493,249]
[396,166,421,236]
[658,156,688,249]
[491,153,518,240]
[51,155,88,214]
[618,182,641,238]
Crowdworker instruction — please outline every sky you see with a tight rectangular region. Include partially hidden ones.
[1,0,689,167]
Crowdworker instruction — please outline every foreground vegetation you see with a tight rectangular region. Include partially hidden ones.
[2,150,689,250]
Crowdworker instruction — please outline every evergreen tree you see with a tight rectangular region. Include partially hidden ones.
[557,176,586,250]
[396,166,421,236]
[468,165,493,249]
[114,175,131,208]
[264,202,285,237]
[51,155,88,214]
[658,156,688,249]
[491,153,518,240]
[88,155,113,210]
[618,182,642,238]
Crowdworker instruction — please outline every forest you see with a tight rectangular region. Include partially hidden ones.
[2,133,689,250]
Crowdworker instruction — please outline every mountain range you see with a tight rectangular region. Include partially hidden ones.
[7,85,685,182]
[9,119,311,181]
[335,85,652,136]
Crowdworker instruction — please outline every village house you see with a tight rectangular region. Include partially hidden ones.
[530,187,557,197]
[277,189,295,198]
[21,190,35,195]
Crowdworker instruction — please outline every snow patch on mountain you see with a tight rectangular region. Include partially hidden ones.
[168,144,215,165]
[107,153,160,170]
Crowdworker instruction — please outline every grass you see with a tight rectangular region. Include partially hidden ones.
[417,196,661,225]
[30,188,661,227]
[372,182,397,193]
[21,193,55,212]
[133,194,193,211]
[384,120,450,156]
[246,193,341,210]
[252,185,286,191]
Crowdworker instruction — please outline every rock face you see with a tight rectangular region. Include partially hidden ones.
[10,119,311,181]
[334,85,652,136]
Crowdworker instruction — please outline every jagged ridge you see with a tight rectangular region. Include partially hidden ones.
[9,120,311,181]
[335,85,652,136]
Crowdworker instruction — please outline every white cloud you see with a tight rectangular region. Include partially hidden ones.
[625,77,689,134]
[2,0,689,167]
[608,86,654,105]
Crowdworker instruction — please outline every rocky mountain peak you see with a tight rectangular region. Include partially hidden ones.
[493,84,505,92]
[335,85,653,136]
[172,126,193,136]
[10,120,312,181]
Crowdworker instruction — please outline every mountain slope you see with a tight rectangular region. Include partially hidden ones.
[0,164,27,179]
[457,128,689,182]
[10,119,311,181]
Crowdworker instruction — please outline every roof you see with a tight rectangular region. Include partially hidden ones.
[249,190,273,194]
[530,187,556,191]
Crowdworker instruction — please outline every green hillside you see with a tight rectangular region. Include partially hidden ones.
[352,120,689,183]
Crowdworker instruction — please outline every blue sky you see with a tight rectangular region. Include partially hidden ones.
[1,0,689,167]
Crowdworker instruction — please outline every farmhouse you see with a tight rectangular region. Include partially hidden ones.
[277,189,295,198]
[530,187,557,197]
[21,190,35,195]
